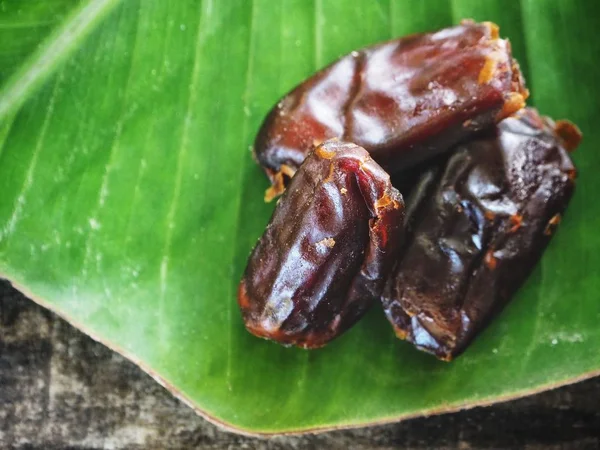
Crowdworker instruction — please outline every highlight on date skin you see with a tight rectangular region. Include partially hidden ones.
[381,108,581,360]
[255,20,528,202]
[239,140,405,348]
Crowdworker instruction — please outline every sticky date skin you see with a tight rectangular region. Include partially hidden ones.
[381,108,581,360]
[255,20,527,197]
[239,140,404,348]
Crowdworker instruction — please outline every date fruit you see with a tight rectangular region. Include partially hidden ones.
[381,108,581,360]
[239,140,404,348]
[255,20,528,201]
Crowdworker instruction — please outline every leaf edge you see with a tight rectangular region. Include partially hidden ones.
[1,272,598,437]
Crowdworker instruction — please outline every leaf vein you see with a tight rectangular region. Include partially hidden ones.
[1,71,64,242]
[0,0,123,121]
[80,2,142,279]
[158,0,207,343]
[225,0,257,392]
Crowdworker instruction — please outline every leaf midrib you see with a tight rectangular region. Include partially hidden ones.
[0,0,123,122]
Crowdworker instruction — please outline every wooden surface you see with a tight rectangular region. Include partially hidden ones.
[1,279,599,450]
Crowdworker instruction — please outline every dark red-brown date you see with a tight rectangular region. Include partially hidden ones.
[255,20,528,201]
[381,108,581,360]
[239,140,404,348]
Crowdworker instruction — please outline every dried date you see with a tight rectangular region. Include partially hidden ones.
[255,20,528,201]
[381,108,581,360]
[239,140,404,348]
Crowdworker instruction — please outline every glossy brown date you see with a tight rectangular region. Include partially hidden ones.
[239,140,404,348]
[381,108,581,360]
[255,20,528,201]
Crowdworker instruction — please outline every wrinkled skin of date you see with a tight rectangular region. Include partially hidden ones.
[255,20,528,200]
[239,140,405,348]
[381,108,581,360]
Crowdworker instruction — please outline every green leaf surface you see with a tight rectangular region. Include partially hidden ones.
[1,0,599,434]
[0,0,81,85]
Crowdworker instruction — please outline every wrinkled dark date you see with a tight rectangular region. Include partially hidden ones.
[381,108,581,360]
[239,140,404,348]
[255,20,528,201]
